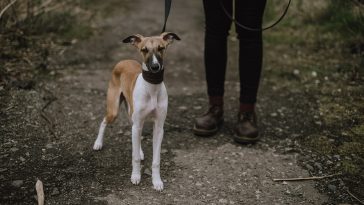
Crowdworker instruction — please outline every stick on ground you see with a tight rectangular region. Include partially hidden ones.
[0,0,17,19]
[346,188,364,205]
[273,173,340,182]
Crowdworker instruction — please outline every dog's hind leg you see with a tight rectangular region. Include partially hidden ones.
[93,79,123,151]
[93,118,107,150]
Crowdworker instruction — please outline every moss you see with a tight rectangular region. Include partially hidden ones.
[319,101,347,126]
[351,124,364,137]
[338,142,364,156]
[341,160,361,175]
[305,135,334,155]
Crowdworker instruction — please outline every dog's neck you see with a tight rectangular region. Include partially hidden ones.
[142,63,164,84]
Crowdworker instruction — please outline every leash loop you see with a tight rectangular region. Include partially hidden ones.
[162,0,172,33]
[219,0,291,32]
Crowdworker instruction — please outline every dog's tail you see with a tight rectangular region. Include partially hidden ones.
[105,70,124,124]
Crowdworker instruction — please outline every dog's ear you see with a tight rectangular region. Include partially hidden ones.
[161,32,181,45]
[122,34,144,47]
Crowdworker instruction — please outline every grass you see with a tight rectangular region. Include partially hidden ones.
[262,0,364,202]
[18,12,93,40]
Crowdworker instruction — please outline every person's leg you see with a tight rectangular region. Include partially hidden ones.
[194,0,232,136]
[236,0,266,108]
[203,0,232,106]
[234,0,266,143]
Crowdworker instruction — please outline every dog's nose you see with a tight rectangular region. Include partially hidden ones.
[150,64,160,72]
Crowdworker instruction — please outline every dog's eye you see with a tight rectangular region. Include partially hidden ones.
[158,46,165,52]
[141,47,148,53]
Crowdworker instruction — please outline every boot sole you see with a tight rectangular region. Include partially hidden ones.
[193,120,223,137]
[233,134,261,144]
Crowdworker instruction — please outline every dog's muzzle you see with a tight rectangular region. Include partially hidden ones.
[146,54,164,73]
[149,63,161,73]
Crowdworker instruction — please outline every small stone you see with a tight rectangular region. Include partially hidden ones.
[193,106,202,110]
[0,168,7,172]
[144,168,152,176]
[328,184,336,192]
[195,182,202,186]
[178,106,187,110]
[219,199,228,203]
[293,69,300,75]
[12,180,23,187]
[10,147,19,152]
[51,188,60,196]
[314,162,322,170]
[311,71,317,77]
[270,113,278,117]
[284,148,294,153]
[305,164,314,171]
[19,157,25,162]
[124,131,131,136]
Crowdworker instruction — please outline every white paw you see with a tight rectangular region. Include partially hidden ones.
[131,174,141,185]
[93,141,103,150]
[152,179,164,191]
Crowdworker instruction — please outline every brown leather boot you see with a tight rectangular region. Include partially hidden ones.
[193,105,223,137]
[234,111,260,143]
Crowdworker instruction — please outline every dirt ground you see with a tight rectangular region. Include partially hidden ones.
[1,0,363,204]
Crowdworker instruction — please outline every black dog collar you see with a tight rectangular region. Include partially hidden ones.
[142,69,164,84]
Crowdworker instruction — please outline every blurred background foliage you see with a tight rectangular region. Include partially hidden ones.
[0,0,129,89]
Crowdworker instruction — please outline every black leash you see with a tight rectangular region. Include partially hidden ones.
[219,0,291,32]
[161,0,172,33]
[161,0,290,33]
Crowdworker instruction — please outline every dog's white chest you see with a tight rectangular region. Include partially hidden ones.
[132,74,168,120]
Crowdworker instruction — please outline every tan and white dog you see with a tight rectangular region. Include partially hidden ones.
[93,32,180,191]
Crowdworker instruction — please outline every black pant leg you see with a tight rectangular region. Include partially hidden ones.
[235,0,266,104]
[203,0,232,97]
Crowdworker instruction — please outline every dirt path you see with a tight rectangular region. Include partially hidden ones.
[1,0,333,204]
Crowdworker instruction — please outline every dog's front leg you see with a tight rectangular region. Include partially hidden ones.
[152,114,166,191]
[131,120,144,185]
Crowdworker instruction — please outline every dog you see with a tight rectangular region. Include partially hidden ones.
[93,32,180,191]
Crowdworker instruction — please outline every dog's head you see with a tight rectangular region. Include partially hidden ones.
[122,32,180,73]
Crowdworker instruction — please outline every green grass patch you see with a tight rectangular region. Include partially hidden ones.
[304,0,364,48]
[305,135,334,155]
[19,12,93,40]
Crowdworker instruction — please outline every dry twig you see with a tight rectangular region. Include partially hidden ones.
[40,89,57,135]
[273,173,340,182]
[0,0,17,20]
[346,188,364,205]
